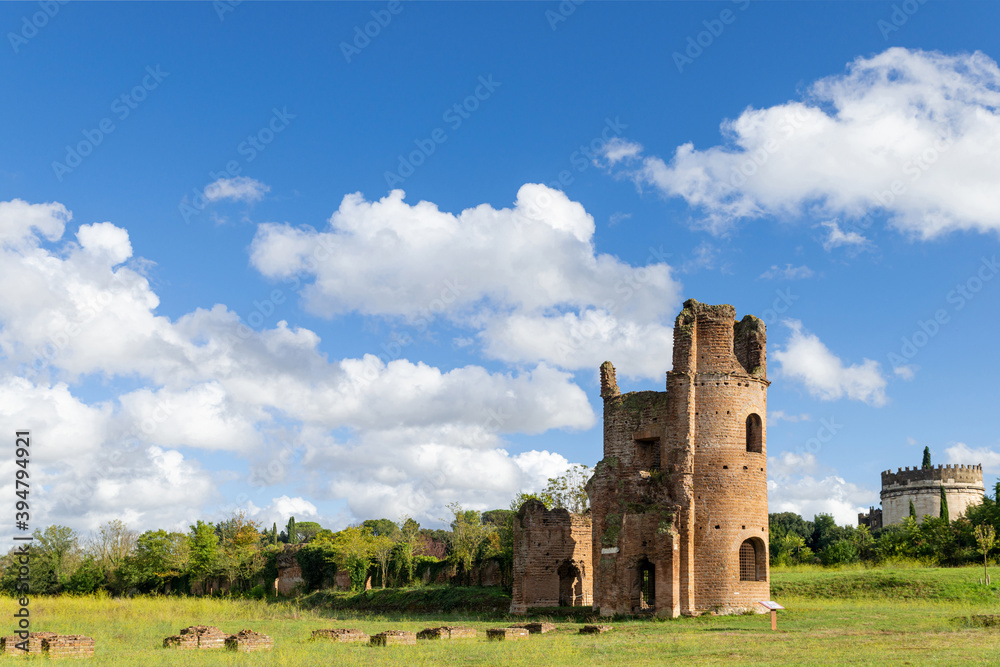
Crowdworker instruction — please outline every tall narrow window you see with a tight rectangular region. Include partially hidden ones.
[746,413,762,453]
[739,540,757,581]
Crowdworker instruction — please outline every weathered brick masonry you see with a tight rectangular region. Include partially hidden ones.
[511,299,770,617]
[510,500,592,613]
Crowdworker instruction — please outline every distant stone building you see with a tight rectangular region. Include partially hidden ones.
[857,506,882,530]
[510,299,770,617]
[877,464,984,526]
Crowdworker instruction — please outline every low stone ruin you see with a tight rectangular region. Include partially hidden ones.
[416,626,477,640]
[43,635,96,659]
[163,625,227,650]
[514,622,556,634]
[311,628,370,643]
[579,624,613,634]
[225,629,273,652]
[486,627,529,641]
[370,630,416,646]
[1,632,58,655]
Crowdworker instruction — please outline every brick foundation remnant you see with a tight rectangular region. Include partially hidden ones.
[370,631,416,646]
[486,627,529,641]
[1,632,58,655]
[513,622,556,634]
[416,626,477,640]
[579,625,612,634]
[43,635,96,659]
[311,628,369,643]
[163,625,227,650]
[225,629,273,652]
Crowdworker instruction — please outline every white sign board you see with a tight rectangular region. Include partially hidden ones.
[757,600,784,611]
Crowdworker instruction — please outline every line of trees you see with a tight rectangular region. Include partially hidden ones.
[0,466,590,597]
[770,483,1000,568]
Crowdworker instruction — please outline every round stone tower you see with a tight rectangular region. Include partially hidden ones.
[667,300,769,613]
[880,464,984,525]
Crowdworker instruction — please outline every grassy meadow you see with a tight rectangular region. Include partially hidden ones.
[3,565,1000,665]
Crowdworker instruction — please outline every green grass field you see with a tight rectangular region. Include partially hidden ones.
[4,565,1000,665]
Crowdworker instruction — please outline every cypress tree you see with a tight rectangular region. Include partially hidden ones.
[940,486,949,520]
[909,500,916,518]
[287,517,297,545]
[272,522,278,545]
[922,446,932,469]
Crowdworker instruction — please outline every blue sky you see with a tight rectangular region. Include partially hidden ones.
[2,0,999,534]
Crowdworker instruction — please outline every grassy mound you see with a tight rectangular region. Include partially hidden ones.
[771,565,1000,603]
[301,585,511,614]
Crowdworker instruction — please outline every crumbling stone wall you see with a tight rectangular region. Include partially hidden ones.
[590,300,770,617]
[510,499,592,613]
[881,464,984,525]
[275,545,304,596]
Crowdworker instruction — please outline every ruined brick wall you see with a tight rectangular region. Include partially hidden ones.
[858,507,883,530]
[591,299,769,617]
[881,464,985,525]
[510,499,592,614]
[275,545,304,596]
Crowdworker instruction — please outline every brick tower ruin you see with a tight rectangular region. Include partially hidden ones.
[590,299,769,616]
[509,299,770,617]
[879,464,984,526]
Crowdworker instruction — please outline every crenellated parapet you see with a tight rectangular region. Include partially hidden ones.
[881,464,983,488]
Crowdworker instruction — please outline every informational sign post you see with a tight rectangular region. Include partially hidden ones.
[757,601,785,630]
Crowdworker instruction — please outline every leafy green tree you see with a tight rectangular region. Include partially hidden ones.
[974,523,996,585]
[330,526,374,591]
[940,486,950,520]
[922,446,932,469]
[216,511,265,591]
[821,539,858,566]
[810,514,846,553]
[295,521,323,542]
[909,500,917,518]
[271,523,278,546]
[34,525,78,586]
[287,517,298,545]
[65,556,104,594]
[391,517,420,585]
[188,521,220,585]
[363,519,401,539]
[370,534,395,588]
[121,530,188,593]
[447,503,494,583]
[538,464,591,513]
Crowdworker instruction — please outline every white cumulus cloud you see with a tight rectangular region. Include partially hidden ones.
[773,320,888,406]
[204,176,270,203]
[602,48,1000,239]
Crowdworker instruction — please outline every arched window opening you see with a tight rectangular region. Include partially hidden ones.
[746,413,763,453]
[739,538,767,582]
